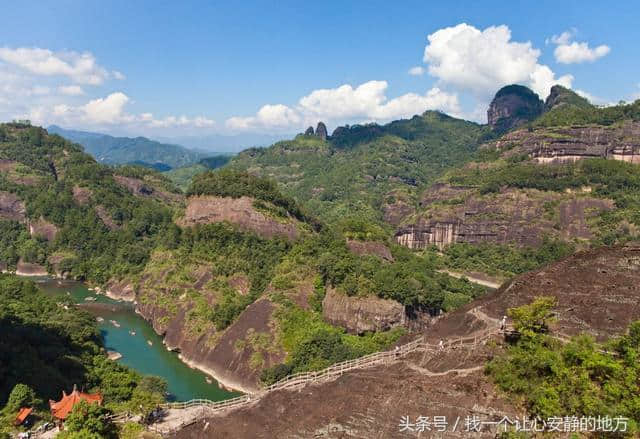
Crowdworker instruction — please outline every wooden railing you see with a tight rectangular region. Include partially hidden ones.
[162,395,251,411]
[150,326,500,435]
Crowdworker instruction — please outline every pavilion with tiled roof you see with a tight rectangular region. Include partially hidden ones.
[49,385,103,420]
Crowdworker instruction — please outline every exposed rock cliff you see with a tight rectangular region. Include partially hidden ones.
[322,288,406,334]
[315,122,328,140]
[72,185,92,205]
[94,205,120,230]
[0,191,26,222]
[345,239,394,262]
[495,121,640,164]
[29,217,58,241]
[15,259,48,276]
[178,195,300,241]
[429,243,640,341]
[396,185,613,249]
[134,264,284,392]
[104,278,136,301]
[487,84,543,132]
[114,175,184,204]
[544,85,592,111]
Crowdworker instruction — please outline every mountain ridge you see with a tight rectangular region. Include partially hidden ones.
[47,124,206,168]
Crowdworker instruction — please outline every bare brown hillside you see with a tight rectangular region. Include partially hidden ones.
[170,244,640,438]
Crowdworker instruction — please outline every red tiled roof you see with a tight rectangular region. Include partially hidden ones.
[14,407,32,425]
[49,386,102,420]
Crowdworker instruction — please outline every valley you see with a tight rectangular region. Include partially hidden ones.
[2,83,640,438]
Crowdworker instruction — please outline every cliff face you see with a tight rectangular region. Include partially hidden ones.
[322,288,406,334]
[178,195,301,241]
[544,84,592,111]
[345,239,394,262]
[496,121,640,164]
[114,175,184,204]
[29,217,58,242]
[427,244,640,341]
[126,251,288,393]
[15,259,48,276]
[487,85,543,132]
[136,296,283,393]
[395,185,613,249]
[0,191,26,222]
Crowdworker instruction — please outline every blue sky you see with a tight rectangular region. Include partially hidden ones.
[0,0,638,139]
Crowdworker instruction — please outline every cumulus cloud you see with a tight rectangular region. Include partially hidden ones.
[548,31,574,46]
[548,29,610,64]
[58,85,85,96]
[9,90,215,134]
[227,104,301,131]
[0,47,111,85]
[554,42,610,64]
[225,80,460,132]
[112,70,126,80]
[422,23,573,99]
[408,66,425,76]
[82,92,131,124]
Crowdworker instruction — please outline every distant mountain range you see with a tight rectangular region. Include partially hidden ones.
[155,132,291,153]
[47,125,207,169]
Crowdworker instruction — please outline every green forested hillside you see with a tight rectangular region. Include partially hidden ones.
[228,111,489,225]
[47,125,204,168]
[165,155,233,190]
[4,89,640,437]
[0,123,178,282]
[0,122,488,402]
[535,98,640,127]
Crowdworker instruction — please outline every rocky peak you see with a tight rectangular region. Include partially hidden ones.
[544,85,592,111]
[304,126,314,136]
[315,122,328,140]
[487,84,543,132]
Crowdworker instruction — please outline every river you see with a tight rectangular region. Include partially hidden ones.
[34,277,239,402]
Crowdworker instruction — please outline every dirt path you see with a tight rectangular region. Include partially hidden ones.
[437,269,503,289]
[405,361,484,377]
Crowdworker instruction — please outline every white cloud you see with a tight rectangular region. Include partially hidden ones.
[422,23,573,99]
[299,81,387,120]
[113,70,126,80]
[0,47,111,85]
[369,87,460,120]
[227,104,301,131]
[82,92,132,124]
[10,90,215,133]
[225,80,460,132]
[554,42,610,64]
[548,29,610,64]
[58,85,85,96]
[408,66,425,76]
[549,31,574,46]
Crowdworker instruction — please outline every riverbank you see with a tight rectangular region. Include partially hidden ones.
[175,353,258,395]
[28,276,238,402]
[102,281,253,395]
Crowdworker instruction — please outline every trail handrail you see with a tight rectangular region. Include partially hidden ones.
[155,324,499,428]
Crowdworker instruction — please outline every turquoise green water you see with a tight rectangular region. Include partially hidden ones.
[34,277,239,402]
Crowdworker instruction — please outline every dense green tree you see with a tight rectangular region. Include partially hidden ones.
[59,401,116,439]
[5,384,39,412]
